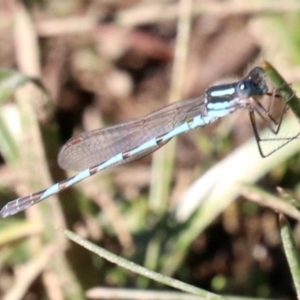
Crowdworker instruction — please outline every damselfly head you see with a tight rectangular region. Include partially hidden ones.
[236,80,257,98]
[241,67,269,96]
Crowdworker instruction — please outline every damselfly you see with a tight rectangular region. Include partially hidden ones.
[0,67,293,217]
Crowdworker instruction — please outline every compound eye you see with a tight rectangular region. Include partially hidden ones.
[237,80,252,97]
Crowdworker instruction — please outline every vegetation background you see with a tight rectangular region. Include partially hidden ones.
[0,0,300,299]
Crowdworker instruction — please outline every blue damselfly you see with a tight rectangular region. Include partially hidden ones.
[0,67,295,217]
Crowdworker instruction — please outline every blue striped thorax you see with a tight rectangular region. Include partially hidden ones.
[205,67,268,111]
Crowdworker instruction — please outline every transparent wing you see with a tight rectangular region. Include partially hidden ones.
[58,96,207,171]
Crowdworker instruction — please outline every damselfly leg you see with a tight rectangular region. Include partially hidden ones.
[250,86,300,157]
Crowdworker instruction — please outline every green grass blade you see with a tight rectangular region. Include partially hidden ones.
[61,227,227,300]
[263,61,300,121]
[279,214,300,297]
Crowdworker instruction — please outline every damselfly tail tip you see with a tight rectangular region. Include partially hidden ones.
[0,200,21,218]
[0,205,10,218]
